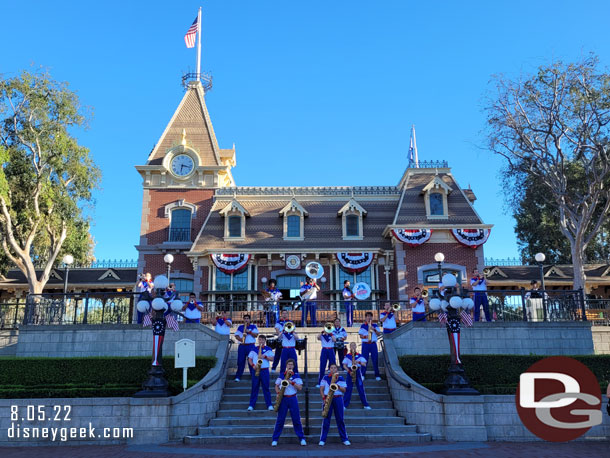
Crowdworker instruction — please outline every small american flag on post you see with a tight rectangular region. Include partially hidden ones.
[184,17,198,48]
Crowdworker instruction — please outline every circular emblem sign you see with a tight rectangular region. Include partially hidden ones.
[286,255,301,270]
[352,282,371,300]
[515,356,602,442]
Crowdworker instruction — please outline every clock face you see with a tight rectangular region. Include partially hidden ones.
[171,154,194,177]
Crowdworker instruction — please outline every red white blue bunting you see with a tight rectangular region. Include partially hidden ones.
[336,252,374,274]
[211,253,251,274]
[391,229,432,246]
[451,229,491,249]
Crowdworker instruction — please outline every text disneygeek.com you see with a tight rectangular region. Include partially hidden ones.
[6,405,133,441]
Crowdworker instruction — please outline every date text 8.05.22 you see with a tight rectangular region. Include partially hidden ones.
[11,405,71,422]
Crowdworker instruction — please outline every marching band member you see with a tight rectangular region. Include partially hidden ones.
[319,364,350,446]
[410,287,427,322]
[136,272,154,323]
[181,292,204,324]
[264,279,283,327]
[359,311,382,380]
[247,335,274,411]
[300,277,320,327]
[272,309,289,373]
[317,324,336,388]
[471,268,491,322]
[271,358,307,446]
[234,314,258,382]
[280,322,301,374]
[332,317,348,364]
[380,302,397,334]
[342,342,371,409]
[342,280,355,327]
[214,310,232,335]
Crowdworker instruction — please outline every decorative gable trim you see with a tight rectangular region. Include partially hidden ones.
[50,269,63,281]
[337,198,367,216]
[219,199,250,217]
[486,267,508,278]
[279,198,308,216]
[422,176,453,194]
[545,266,568,278]
[98,269,121,281]
[164,199,197,218]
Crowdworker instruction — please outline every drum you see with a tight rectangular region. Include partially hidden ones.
[295,338,307,352]
[267,337,280,350]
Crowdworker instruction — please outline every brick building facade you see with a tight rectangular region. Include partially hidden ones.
[135,81,492,309]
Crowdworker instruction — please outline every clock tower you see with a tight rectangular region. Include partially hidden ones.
[135,80,236,294]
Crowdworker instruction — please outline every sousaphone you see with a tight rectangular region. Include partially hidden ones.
[305,261,324,280]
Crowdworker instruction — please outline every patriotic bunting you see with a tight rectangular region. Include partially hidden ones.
[211,253,251,274]
[391,228,432,246]
[336,252,374,274]
[451,228,491,249]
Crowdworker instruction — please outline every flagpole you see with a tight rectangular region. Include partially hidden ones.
[196,6,202,80]
[411,125,419,168]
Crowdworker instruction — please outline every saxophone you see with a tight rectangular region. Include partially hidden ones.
[350,354,358,384]
[367,322,373,341]
[255,344,263,377]
[322,372,339,418]
[273,369,292,412]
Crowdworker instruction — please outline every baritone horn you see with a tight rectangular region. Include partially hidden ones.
[324,322,334,334]
[305,261,324,280]
[283,321,295,333]
[392,303,401,312]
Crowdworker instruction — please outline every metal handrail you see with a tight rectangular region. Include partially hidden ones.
[201,339,233,390]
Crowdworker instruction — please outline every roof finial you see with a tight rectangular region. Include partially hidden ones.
[181,128,187,146]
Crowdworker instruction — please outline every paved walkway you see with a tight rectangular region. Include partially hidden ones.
[2,441,609,457]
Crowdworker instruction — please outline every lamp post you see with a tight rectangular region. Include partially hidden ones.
[134,274,174,398]
[535,252,547,321]
[164,253,174,283]
[62,254,74,296]
[434,252,445,288]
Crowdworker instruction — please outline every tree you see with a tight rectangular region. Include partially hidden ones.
[507,166,610,265]
[485,56,610,291]
[0,70,100,294]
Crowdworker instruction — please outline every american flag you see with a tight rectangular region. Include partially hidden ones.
[143,313,152,327]
[460,310,473,327]
[184,17,198,48]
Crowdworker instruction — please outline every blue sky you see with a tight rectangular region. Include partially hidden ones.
[3,1,610,263]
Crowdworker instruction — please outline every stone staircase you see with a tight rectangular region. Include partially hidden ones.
[185,364,431,444]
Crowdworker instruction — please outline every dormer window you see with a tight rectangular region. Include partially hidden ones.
[422,176,452,220]
[220,199,249,240]
[228,215,242,237]
[279,198,307,240]
[338,198,366,240]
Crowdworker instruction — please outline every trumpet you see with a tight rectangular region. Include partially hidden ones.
[283,321,295,333]
[392,303,401,312]
[216,312,222,318]
[323,322,334,334]
[421,289,429,298]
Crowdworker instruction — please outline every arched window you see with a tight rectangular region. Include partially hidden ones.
[346,214,360,237]
[169,208,191,241]
[228,215,242,238]
[286,215,301,237]
[429,193,444,216]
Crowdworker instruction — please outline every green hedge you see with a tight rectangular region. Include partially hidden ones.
[0,356,216,398]
[399,355,610,394]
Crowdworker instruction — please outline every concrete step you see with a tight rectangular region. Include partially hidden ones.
[209,415,406,426]
[223,386,390,395]
[221,392,390,403]
[185,432,431,445]
[214,408,398,418]
[219,400,393,410]
[195,424,418,436]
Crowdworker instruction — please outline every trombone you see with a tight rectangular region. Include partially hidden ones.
[323,322,334,334]
[391,303,401,312]
[283,321,295,333]
[421,289,429,298]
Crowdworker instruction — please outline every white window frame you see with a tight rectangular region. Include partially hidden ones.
[220,199,249,241]
[338,198,366,241]
[279,198,307,241]
[422,176,452,220]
